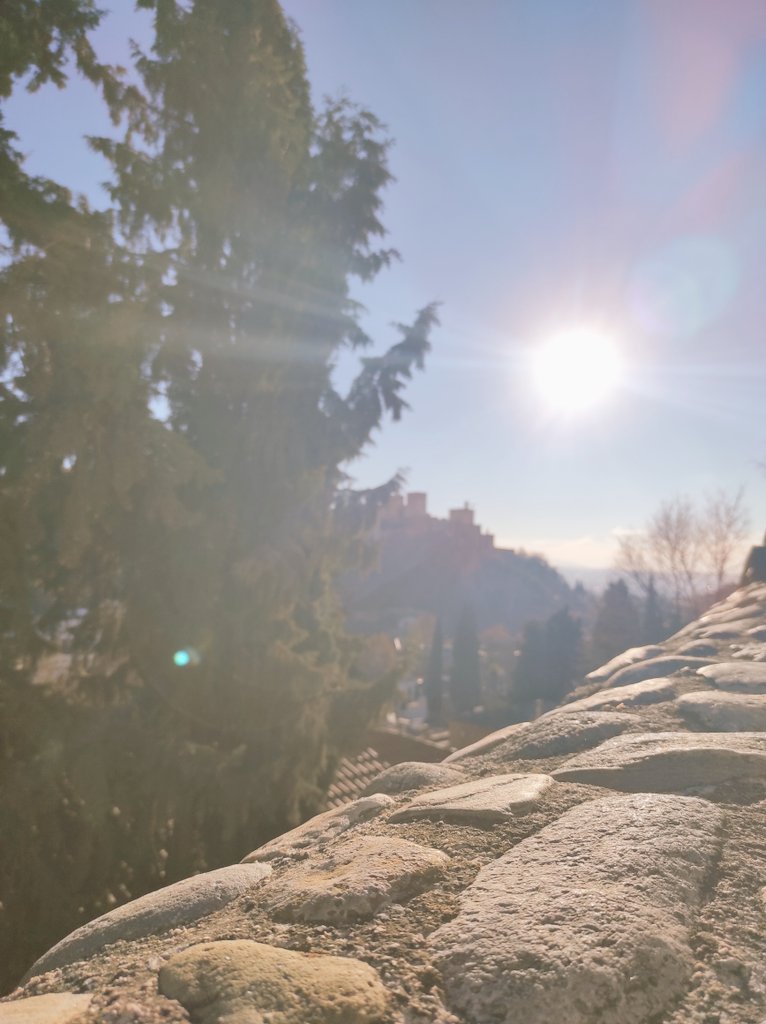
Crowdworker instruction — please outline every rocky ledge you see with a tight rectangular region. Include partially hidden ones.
[5,582,766,1024]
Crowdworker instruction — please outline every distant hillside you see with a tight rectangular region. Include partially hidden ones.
[342,493,584,635]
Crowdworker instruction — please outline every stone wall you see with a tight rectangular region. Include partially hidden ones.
[5,582,766,1023]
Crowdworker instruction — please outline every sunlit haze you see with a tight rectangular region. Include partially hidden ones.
[4,0,765,570]
[529,328,624,416]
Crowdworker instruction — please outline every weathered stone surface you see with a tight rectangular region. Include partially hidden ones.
[241,794,394,862]
[696,661,766,692]
[442,721,529,763]
[699,626,740,640]
[388,773,553,824]
[585,644,664,684]
[430,793,723,1024]
[0,994,91,1024]
[718,584,766,609]
[552,731,766,791]
[677,690,766,731]
[495,710,638,758]
[555,677,678,713]
[25,863,272,979]
[607,655,715,688]
[362,761,466,795]
[699,604,765,626]
[261,835,449,923]
[10,581,766,1024]
[159,940,388,1024]
[676,640,719,656]
[731,642,766,661]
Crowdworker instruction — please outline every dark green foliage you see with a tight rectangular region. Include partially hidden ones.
[1,0,102,95]
[590,579,641,667]
[513,607,583,711]
[450,604,481,715]
[424,618,444,723]
[642,575,665,643]
[512,620,545,709]
[0,1,141,247]
[0,0,436,990]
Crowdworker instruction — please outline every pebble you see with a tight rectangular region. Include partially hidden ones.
[362,761,466,795]
[696,662,766,692]
[493,710,638,758]
[388,773,553,824]
[158,939,388,1024]
[442,722,530,763]
[241,794,394,862]
[552,676,678,713]
[552,731,766,792]
[0,994,92,1024]
[25,863,272,979]
[607,656,715,688]
[585,645,665,684]
[676,691,766,732]
[261,835,449,923]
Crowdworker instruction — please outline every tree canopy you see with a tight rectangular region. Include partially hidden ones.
[0,0,437,989]
[513,607,583,711]
[589,580,641,668]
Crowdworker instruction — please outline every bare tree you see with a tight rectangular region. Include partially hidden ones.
[648,496,701,614]
[615,488,750,620]
[701,487,749,590]
[615,532,653,596]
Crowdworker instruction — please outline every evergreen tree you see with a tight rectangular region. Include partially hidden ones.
[512,620,546,709]
[450,604,481,714]
[512,608,582,712]
[642,575,665,643]
[543,607,583,703]
[424,618,444,724]
[0,0,437,988]
[590,579,641,667]
[0,1,141,245]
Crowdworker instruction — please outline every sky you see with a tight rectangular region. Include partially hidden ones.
[5,0,766,571]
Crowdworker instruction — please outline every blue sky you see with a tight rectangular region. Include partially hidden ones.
[5,1,766,569]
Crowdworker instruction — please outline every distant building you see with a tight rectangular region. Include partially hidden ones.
[378,492,495,554]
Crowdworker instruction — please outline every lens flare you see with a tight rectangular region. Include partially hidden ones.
[173,648,200,667]
[630,236,738,339]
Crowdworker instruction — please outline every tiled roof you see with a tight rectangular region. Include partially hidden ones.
[326,747,390,808]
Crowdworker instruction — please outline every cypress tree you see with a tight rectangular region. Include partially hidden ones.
[512,619,546,711]
[0,0,437,988]
[642,575,665,643]
[424,618,444,724]
[590,579,641,667]
[543,607,583,703]
[513,608,582,712]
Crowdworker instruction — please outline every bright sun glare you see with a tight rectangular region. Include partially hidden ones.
[529,327,624,415]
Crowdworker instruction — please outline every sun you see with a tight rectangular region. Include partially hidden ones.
[529,327,624,414]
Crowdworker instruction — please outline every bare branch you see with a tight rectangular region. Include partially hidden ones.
[700,487,750,590]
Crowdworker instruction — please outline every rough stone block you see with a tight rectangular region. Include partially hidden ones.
[262,835,449,923]
[159,939,388,1024]
[430,793,723,1024]
[388,773,553,824]
[25,863,272,979]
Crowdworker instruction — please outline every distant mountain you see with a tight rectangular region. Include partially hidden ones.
[556,565,622,592]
